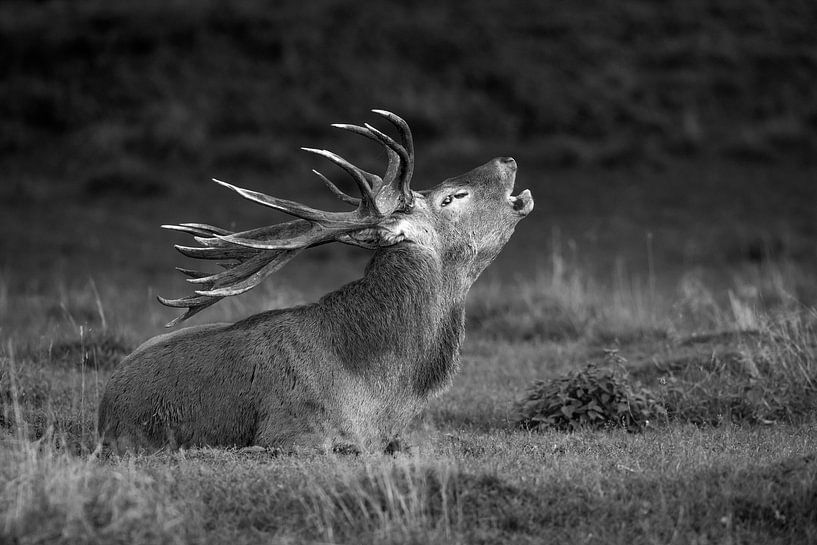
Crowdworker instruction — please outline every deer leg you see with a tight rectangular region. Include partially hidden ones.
[253,400,338,453]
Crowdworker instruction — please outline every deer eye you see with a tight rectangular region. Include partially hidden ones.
[441,191,468,207]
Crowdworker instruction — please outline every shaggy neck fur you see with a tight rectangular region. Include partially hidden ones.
[315,242,469,397]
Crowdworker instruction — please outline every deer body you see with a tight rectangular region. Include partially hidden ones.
[98,112,533,454]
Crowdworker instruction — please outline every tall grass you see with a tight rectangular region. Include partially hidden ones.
[1,343,189,544]
[468,242,661,344]
[469,240,815,345]
[1,256,815,543]
[305,460,460,544]
[1,438,189,544]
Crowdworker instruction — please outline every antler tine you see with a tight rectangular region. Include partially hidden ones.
[183,250,287,291]
[176,267,211,279]
[193,249,303,297]
[300,148,380,214]
[184,253,271,285]
[362,124,408,165]
[210,230,327,251]
[162,223,234,237]
[312,169,361,206]
[158,294,223,327]
[364,120,415,209]
[212,178,340,223]
[174,244,256,260]
[191,219,312,246]
[371,110,414,207]
[206,217,345,252]
[331,123,377,142]
[159,247,302,326]
[158,293,219,308]
[372,110,415,157]
[332,123,399,196]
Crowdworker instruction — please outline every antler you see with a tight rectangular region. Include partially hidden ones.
[158,110,415,327]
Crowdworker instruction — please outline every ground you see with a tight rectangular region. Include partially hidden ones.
[1,0,816,542]
[1,156,815,542]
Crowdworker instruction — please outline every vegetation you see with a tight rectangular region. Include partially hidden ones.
[2,255,816,543]
[3,0,817,172]
[516,359,666,432]
[2,0,816,543]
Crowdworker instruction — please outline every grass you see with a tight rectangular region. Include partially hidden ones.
[2,420,816,543]
[1,251,816,543]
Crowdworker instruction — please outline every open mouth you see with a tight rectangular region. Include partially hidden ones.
[508,189,534,216]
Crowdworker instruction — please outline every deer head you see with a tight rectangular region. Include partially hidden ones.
[159,111,533,326]
[393,157,533,286]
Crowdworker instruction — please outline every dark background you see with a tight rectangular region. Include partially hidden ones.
[2,0,816,328]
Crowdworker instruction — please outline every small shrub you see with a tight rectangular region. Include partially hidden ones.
[516,359,666,432]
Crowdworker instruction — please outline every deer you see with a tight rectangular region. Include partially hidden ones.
[97,110,533,454]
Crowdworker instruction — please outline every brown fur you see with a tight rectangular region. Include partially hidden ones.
[97,157,532,453]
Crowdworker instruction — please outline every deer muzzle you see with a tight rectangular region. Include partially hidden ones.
[509,189,534,216]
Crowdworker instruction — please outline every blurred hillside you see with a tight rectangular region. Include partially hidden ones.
[1,0,816,304]
[3,0,817,170]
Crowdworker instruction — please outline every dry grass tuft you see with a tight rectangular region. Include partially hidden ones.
[648,311,817,425]
[0,438,191,544]
[305,460,459,543]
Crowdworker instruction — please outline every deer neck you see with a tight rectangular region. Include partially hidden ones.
[317,243,468,396]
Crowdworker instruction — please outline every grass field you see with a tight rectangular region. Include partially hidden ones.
[2,239,816,543]
[2,0,817,543]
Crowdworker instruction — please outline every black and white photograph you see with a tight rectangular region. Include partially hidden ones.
[1,1,816,543]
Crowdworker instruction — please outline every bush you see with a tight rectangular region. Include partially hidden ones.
[516,359,666,432]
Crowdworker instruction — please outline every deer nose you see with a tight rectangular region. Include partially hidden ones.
[498,157,517,170]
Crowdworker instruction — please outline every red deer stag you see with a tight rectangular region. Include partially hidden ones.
[98,111,533,454]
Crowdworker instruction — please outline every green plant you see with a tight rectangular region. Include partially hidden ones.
[516,357,666,432]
